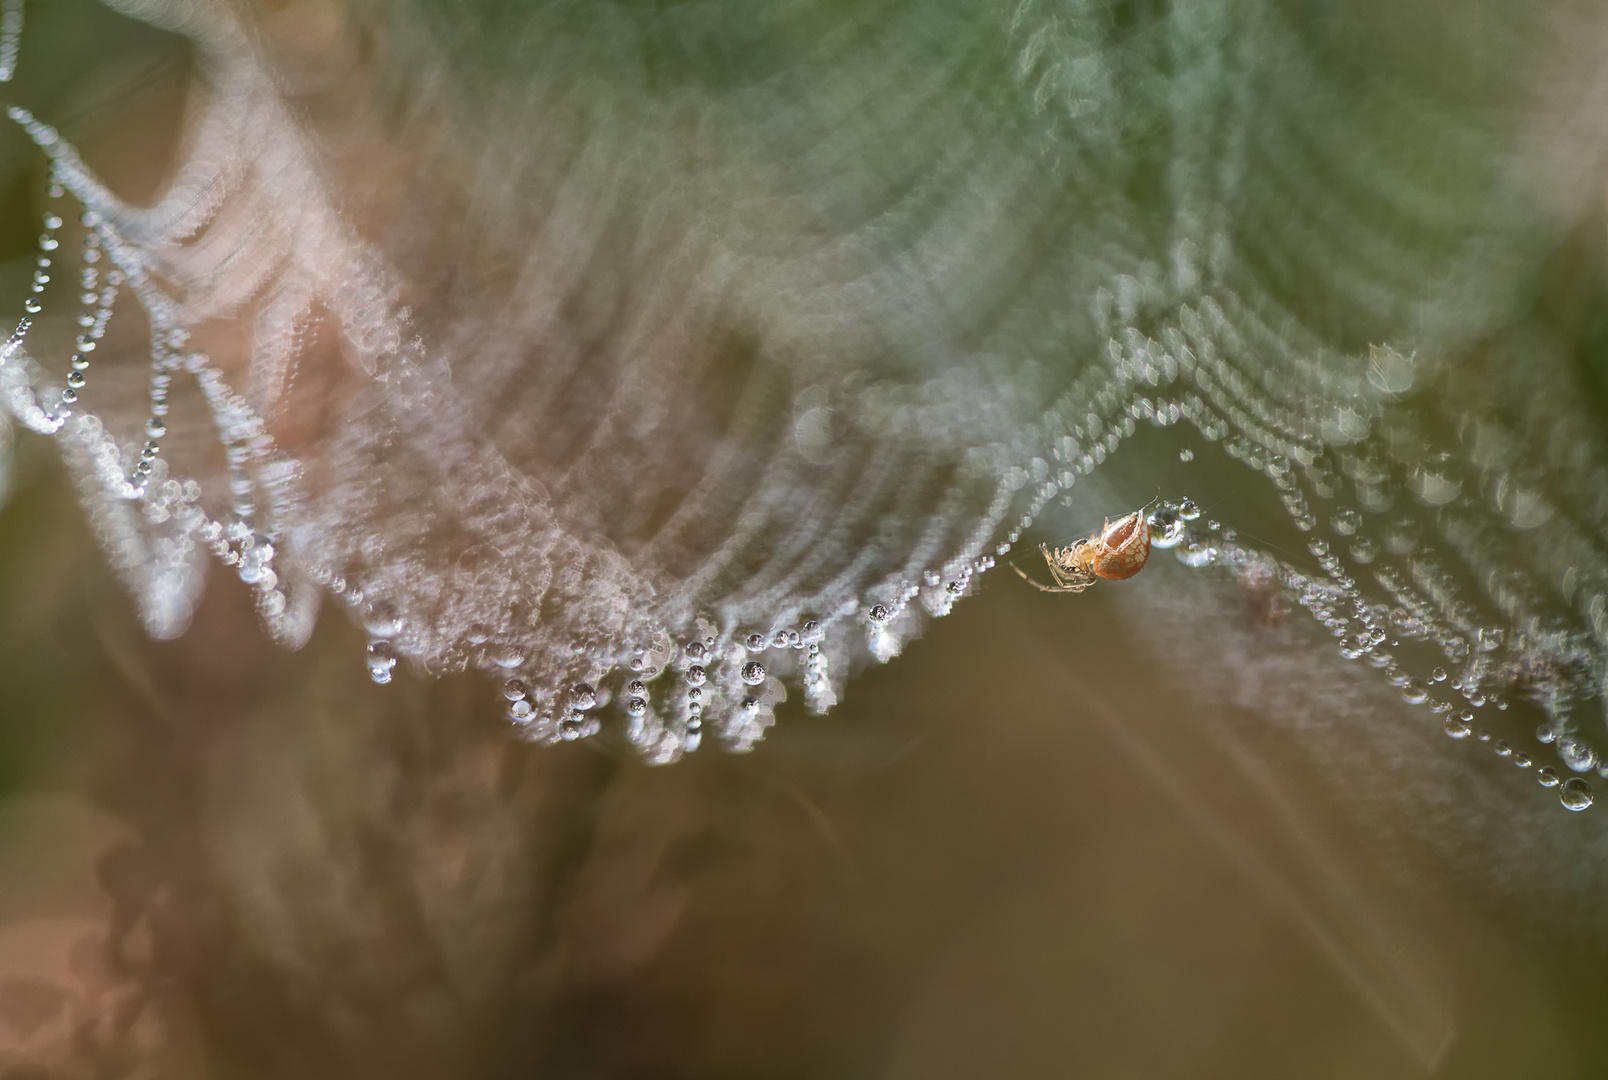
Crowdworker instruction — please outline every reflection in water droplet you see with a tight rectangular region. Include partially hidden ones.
[1560,777,1594,811]
[741,661,766,685]
[1176,499,1200,521]
[1537,767,1561,788]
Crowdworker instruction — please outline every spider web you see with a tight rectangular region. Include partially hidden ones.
[4,0,1608,805]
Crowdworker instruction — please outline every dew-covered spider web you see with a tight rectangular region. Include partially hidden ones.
[2,0,1608,812]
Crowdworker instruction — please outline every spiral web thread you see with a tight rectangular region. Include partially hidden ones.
[0,0,1605,808]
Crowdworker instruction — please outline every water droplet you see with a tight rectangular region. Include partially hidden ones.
[684,665,707,687]
[1176,542,1215,567]
[367,639,397,684]
[503,678,528,701]
[1444,718,1471,739]
[364,602,402,638]
[1176,499,1200,521]
[1560,777,1594,811]
[488,643,525,668]
[1331,508,1362,535]
[745,633,767,652]
[1430,667,1447,683]
[685,641,708,663]
[1147,506,1186,548]
[569,683,596,710]
[800,620,824,644]
[508,699,534,720]
[1348,536,1379,564]
[626,680,646,697]
[1558,738,1597,773]
[1400,679,1428,705]
[1537,767,1561,788]
[741,661,766,685]
[1513,753,1531,768]
[868,604,891,623]
[1494,740,1512,757]
[626,698,647,718]
[1178,449,1194,463]
[1537,725,1557,744]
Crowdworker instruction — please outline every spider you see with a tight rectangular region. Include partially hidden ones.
[1012,510,1152,593]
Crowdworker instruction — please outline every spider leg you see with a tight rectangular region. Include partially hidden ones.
[1011,561,1088,593]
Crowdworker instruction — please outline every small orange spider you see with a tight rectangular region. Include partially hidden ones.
[1012,510,1152,594]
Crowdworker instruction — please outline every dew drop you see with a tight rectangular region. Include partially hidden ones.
[745,633,767,652]
[1400,679,1428,705]
[868,604,891,623]
[1560,777,1594,811]
[366,639,397,684]
[684,665,707,687]
[626,680,646,697]
[1537,767,1561,788]
[1444,718,1471,739]
[1494,740,1512,758]
[800,620,824,644]
[1147,506,1186,548]
[569,683,597,711]
[1178,449,1194,463]
[1176,498,1200,521]
[685,641,708,663]
[364,602,402,639]
[1430,667,1447,683]
[1557,738,1597,773]
[741,661,766,685]
[1348,537,1379,564]
[503,678,528,701]
[508,699,534,720]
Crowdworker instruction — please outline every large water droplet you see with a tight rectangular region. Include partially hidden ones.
[1558,738,1597,773]
[365,602,402,638]
[741,661,766,685]
[1147,506,1186,548]
[1559,777,1594,811]
[569,683,597,711]
[367,639,397,684]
